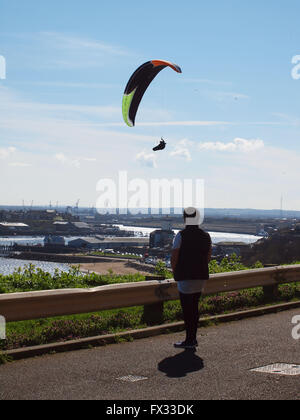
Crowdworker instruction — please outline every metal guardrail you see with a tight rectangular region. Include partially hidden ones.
[0,265,300,323]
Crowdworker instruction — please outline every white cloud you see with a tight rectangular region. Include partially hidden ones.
[135,151,157,168]
[271,113,300,127]
[0,147,16,159]
[170,139,193,161]
[79,120,232,128]
[0,100,120,120]
[132,121,232,127]
[21,81,118,89]
[1,83,298,209]
[7,32,133,71]
[82,157,97,162]
[40,32,130,57]
[0,86,151,152]
[204,144,300,210]
[170,148,192,161]
[55,153,80,168]
[54,154,98,168]
[8,162,32,167]
[198,138,264,153]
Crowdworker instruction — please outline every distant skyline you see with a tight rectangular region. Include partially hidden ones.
[2,205,300,220]
[1,0,300,210]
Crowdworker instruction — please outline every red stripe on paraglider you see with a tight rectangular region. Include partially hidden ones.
[151,60,182,73]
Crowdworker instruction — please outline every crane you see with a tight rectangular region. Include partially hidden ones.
[75,199,80,215]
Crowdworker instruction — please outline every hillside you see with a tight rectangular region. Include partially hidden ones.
[242,226,300,265]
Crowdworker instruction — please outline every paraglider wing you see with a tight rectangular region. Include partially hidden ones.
[122,60,182,127]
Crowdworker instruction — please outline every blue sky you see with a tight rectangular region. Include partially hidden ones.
[0,0,300,210]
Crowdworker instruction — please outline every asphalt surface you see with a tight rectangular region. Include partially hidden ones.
[0,308,299,400]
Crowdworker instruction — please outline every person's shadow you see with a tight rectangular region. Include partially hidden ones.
[158,350,204,378]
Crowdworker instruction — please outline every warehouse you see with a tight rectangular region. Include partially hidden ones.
[0,222,29,234]
[68,236,148,250]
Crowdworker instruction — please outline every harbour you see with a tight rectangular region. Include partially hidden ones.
[0,227,262,275]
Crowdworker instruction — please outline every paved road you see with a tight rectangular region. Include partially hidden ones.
[0,308,299,400]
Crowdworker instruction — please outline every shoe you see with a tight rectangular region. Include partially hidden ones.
[174,340,198,349]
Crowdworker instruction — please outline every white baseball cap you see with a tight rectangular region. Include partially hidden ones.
[184,207,201,226]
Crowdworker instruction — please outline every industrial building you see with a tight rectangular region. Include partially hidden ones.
[149,229,175,249]
[0,222,30,234]
[68,236,149,251]
[44,235,66,246]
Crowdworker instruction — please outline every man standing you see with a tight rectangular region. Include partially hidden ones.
[171,207,212,349]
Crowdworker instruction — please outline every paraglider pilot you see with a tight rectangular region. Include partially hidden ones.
[153,138,166,152]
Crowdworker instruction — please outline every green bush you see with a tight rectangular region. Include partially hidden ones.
[0,255,263,294]
[0,264,146,294]
[154,261,173,278]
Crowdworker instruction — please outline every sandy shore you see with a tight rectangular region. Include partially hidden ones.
[79,261,152,276]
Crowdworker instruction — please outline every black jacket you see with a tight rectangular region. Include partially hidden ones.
[174,226,211,282]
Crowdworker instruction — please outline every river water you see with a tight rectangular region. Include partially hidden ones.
[0,237,83,275]
[114,225,262,244]
[0,257,70,276]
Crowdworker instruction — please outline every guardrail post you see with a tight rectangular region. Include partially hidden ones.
[263,285,279,301]
[142,276,165,325]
